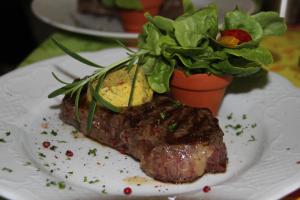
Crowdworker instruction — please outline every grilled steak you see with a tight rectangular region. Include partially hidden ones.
[60,94,227,183]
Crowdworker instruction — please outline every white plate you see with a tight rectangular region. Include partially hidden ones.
[31,0,256,39]
[0,48,300,200]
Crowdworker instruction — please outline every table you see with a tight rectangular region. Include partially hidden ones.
[19,27,300,199]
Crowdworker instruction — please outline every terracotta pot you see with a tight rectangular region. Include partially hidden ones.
[119,0,163,33]
[170,70,233,116]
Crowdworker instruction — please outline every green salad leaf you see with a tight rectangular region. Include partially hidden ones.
[182,0,196,14]
[147,58,174,93]
[251,11,287,36]
[224,9,263,43]
[174,3,218,47]
[223,46,273,65]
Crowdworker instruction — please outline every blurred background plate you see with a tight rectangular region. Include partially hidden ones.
[31,0,257,40]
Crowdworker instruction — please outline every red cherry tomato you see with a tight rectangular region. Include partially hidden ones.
[221,29,252,43]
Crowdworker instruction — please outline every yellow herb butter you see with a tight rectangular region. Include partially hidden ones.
[87,66,153,108]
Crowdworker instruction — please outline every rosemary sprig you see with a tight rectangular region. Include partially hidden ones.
[49,39,149,131]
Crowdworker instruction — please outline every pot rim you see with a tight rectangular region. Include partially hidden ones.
[171,69,233,91]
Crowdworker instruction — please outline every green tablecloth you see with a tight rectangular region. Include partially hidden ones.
[20,32,117,67]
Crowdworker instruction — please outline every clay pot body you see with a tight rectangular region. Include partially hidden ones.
[170,70,233,116]
[119,0,163,33]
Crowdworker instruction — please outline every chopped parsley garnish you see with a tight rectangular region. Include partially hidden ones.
[168,123,178,133]
[58,181,66,189]
[227,113,233,120]
[88,148,97,157]
[172,101,182,109]
[251,123,257,128]
[40,131,48,135]
[5,132,11,136]
[101,189,107,194]
[0,138,6,143]
[236,130,243,136]
[104,156,109,159]
[225,124,242,130]
[89,179,100,184]
[38,152,46,158]
[56,140,67,143]
[67,171,74,174]
[83,176,88,182]
[50,145,57,151]
[160,112,167,120]
[46,180,66,190]
[51,130,58,136]
[242,114,247,120]
[2,167,13,173]
[248,135,256,142]
[23,162,31,166]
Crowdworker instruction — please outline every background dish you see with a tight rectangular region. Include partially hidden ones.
[31,0,257,39]
[0,48,299,200]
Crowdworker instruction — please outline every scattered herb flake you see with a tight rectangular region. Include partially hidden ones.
[50,145,57,151]
[104,156,109,159]
[172,101,182,109]
[5,132,11,136]
[2,167,13,173]
[51,130,58,136]
[251,123,257,128]
[89,179,100,184]
[84,176,88,182]
[58,181,66,189]
[101,189,107,194]
[248,135,256,142]
[227,113,233,120]
[160,112,167,120]
[38,152,46,158]
[236,130,243,136]
[242,114,247,120]
[40,131,48,135]
[168,123,178,133]
[225,124,242,130]
[67,171,74,175]
[0,138,6,143]
[57,140,67,143]
[23,162,31,166]
[297,161,300,164]
[88,148,97,157]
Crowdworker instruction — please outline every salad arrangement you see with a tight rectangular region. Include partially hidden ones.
[49,0,286,131]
